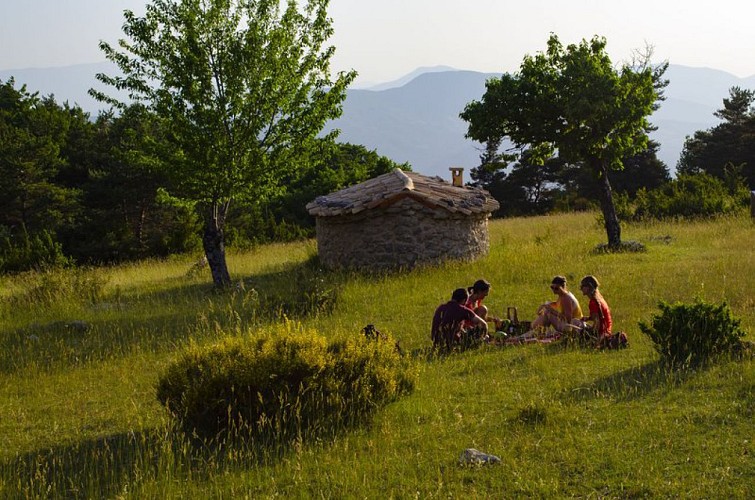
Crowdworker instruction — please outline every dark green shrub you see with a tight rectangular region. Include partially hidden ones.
[639,299,747,369]
[631,173,746,220]
[0,228,71,273]
[156,323,416,440]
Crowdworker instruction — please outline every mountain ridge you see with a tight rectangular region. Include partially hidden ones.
[3,62,754,178]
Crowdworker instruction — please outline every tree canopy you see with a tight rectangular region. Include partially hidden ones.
[93,0,356,286]
[0,79,81,237]
[0,78,395,273]
[678,86,755,188]
[461,34,667,246]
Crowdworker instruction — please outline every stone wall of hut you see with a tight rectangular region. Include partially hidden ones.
[315,197,491,270]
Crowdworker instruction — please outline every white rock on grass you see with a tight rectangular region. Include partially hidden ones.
[459,448,501,466]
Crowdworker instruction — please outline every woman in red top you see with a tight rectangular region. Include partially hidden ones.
[465,279,490,317]
[464,279,502,331]
[579,275,613,343]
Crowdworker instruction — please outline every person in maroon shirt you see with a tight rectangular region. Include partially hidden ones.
[432,288,488,349]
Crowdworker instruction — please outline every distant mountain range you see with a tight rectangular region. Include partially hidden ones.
[3,62,754,177]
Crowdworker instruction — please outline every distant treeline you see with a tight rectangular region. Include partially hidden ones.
[470,86,754,219]
[1,79,752,273]
[0,78,407,273]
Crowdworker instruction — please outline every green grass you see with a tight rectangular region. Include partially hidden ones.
[1,212,753,498]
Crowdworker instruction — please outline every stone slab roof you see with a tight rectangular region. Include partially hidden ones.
[306,169,500,217]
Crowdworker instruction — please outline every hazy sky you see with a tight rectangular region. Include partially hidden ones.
[2,0,754,85]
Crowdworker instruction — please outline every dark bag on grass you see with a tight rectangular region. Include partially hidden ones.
[604,331,629,349]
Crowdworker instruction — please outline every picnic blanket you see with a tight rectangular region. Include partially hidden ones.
[492,329,563,346]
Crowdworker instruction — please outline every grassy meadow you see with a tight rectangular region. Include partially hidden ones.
[0,212,753,498]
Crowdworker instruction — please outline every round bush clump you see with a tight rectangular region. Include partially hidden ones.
[592,240,647,254]
[156,323,416,439]
[639,299,747,369]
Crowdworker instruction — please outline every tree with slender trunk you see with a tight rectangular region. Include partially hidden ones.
[461,35,666,247]
[92,0,355,286]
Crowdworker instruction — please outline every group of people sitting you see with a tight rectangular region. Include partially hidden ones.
[430,279,494,348]
[431,275,613,349]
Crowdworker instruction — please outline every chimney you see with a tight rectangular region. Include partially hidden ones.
[450,167,464,187]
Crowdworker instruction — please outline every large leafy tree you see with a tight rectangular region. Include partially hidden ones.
[461,35,666,247]
[560,140,670,200]
[93,0,355,286]
[274,141,410,228]
[220,141,410,245]
[611,140,670,195]
[470,142,668,217]
[678,86,755,188]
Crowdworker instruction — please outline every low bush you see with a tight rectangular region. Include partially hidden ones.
[630,173,747,220]
[0,228,71,273]
[156,323,416,440]
[639,299,747,369]
[4,267,107,308]
[592,240,647,254]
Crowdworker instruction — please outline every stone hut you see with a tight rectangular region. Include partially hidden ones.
[306,168,500,270]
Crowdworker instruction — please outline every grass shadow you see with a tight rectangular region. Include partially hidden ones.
[0,423,312,499]
[116,255,349,321]
[563,359,695,402]
[0,257,352,374]
[411,342,490,363]
[2,430,166,499]
[0,308,207,374]
[542,338,602,356]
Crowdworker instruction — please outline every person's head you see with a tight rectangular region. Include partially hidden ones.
[550,275,567,294]
[451,287,469,303]
[468,279,491,299]
[579,275,600,296]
